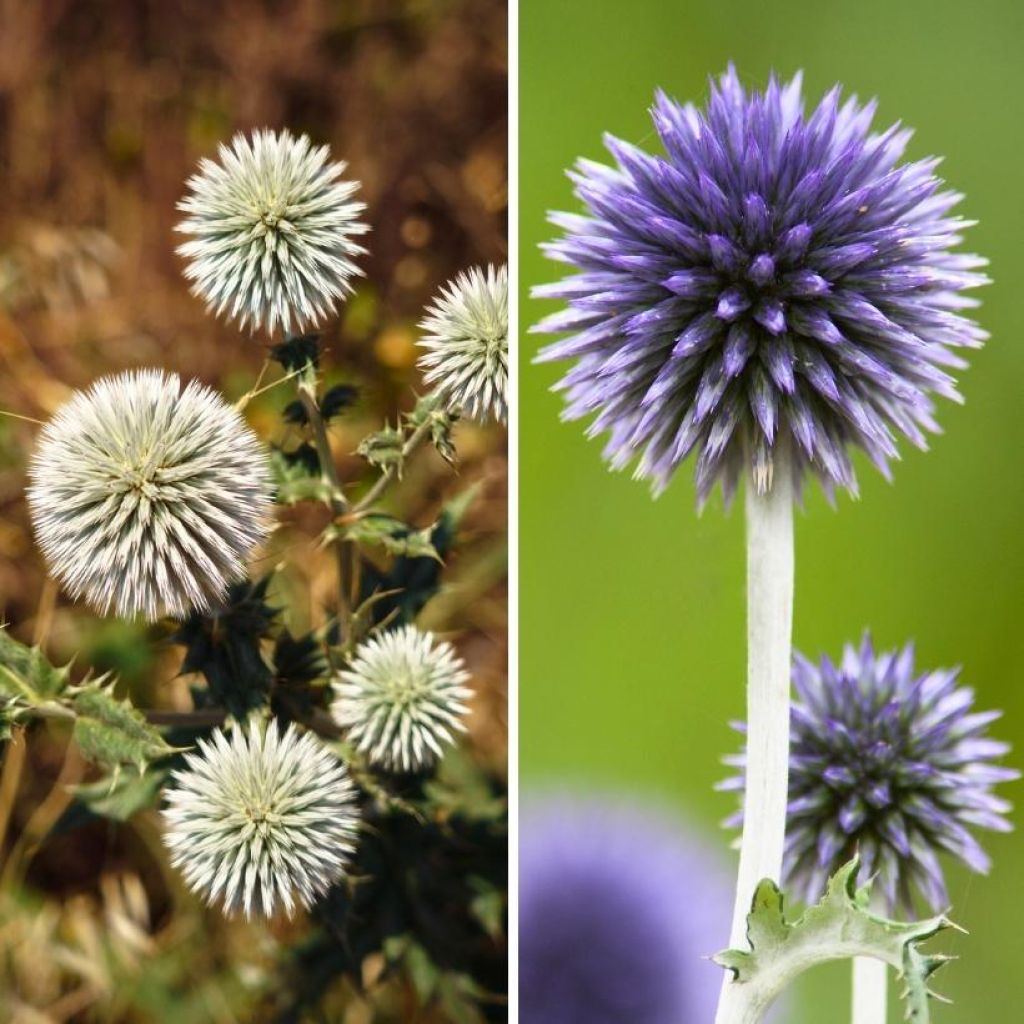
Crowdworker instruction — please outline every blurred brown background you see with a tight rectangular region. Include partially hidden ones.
[0,1,507,1020]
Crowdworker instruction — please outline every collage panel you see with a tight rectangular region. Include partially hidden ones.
[0,3,507,1023]
[519,1,1023,1022]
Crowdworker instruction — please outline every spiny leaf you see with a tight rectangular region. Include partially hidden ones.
[270,446,333,505]
[284,383,360,425]
[341,514,441,561]
[69,678,177,774]
[714,859,958,1022]
[0,626,71,702]
[271,333,321,372]
[0,626,72,735]
[357,424,404,473]
[358,485,480,627]
[273,629,327,686]
[407,393,459,466]
[173,577,277,718]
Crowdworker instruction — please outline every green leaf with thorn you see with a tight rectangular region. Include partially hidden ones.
[69,678,178,774]
[714,859,959,1022]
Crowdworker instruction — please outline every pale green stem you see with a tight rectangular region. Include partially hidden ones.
[852,893,889,1024]
[716,441,795,1024]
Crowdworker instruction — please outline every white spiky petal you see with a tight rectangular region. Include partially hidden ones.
[27,369,273,622]
[162,721,359,919]
[417,264,508,423]
[331,624,472,772]
[176,128,368,334]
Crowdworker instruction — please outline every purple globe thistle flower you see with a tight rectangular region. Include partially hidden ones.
[520,794,730,1024]
[533,67,988,504]
[720,635,1018,914]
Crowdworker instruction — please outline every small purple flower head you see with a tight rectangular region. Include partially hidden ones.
[721,635,1018,914]
[520,793,730,1024]
[534,66,988,505]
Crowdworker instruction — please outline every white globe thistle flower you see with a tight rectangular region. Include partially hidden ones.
[417,264,508,423]
[331,624,472,772]
[27,369,273,622]
[162,721,359,919]
[176,129,368,334]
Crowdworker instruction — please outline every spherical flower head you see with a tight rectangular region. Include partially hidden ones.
[330,624,471,773]
[534,66,988,505]
[520,794,731,1024]
[176,129,368,334]
[721,635,1019,914]
[27,369,273,622]
[163,720,359,918]
[417,264,509,423]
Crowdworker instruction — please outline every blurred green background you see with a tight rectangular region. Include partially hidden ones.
[520,0,1024,1020]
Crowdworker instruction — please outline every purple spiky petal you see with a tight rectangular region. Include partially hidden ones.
[534,66,988,505]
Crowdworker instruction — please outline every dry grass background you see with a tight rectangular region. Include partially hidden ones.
[0,2,507,1020]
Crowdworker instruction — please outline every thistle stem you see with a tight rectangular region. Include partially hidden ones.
[298,382,352,626]
[297,383,349,518]
[852,902,888,1024]
[716,442,795,1024]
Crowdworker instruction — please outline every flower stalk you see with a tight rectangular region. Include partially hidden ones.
[852,954,887,1024]
[852,895,889,1024]
[297,378,354,627]
[717,441,794,1024]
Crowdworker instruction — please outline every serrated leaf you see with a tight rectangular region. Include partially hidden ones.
[0,626,71,704]
[270,446,332,505]
[273,629,327,686]
[714,859,958,1023]
[357,424,404,472]
[69,679,177,774]
[271,333,321,372]
[407,393,459,466]
[358,486,479,628]
[342,514,441,561]
[172,577,277,718]
[283,382,359,426]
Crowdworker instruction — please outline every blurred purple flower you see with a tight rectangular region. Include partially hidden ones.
[721,635,1018,913]
[520,794,729,1024]
[534,66,988,505]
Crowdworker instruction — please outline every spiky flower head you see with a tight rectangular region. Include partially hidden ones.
[176,129,368,334]
[721,635,1018,913]
[27,369,273,622]
[418,264,509,423]
[330,624,471,773]
[520,794,731,1024]
[534,66,988,504]
[163,721,359,918]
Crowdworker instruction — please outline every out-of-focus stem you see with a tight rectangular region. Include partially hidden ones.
[852,896,888,1024]
[716,440,795,1024]
[298,382,351,625]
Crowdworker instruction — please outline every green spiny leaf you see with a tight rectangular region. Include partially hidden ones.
[0,626,72,733]
[69,678,177,774]
[714,859,958,1022]
[270,446,333,505]
[407,393,459,466]
[357,424,405,473]
[0,626,71,702]
[341,514,441,561]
